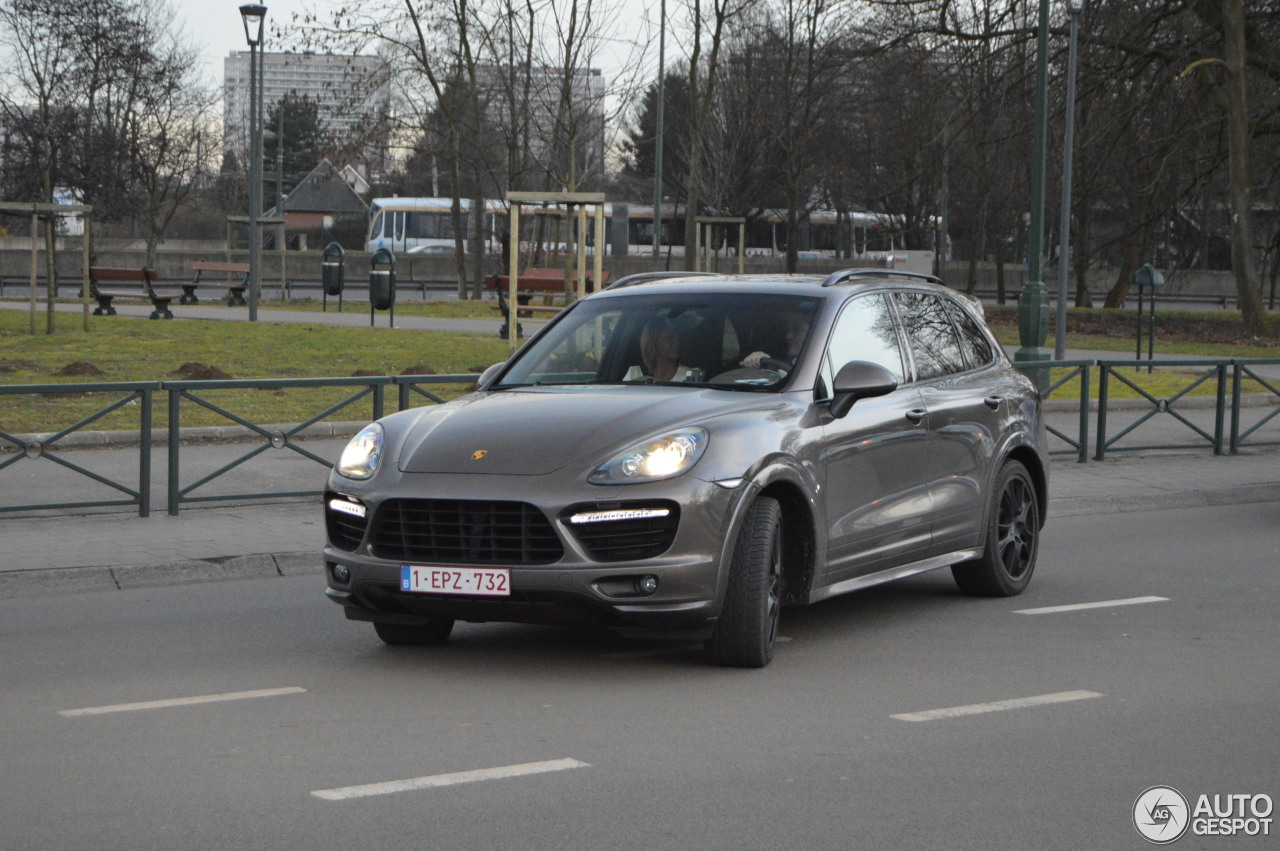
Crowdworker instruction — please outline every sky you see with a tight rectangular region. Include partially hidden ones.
[180,0,655,93]
[180,0,315,88]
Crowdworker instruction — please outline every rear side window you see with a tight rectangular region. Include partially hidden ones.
[945,300,995,368]
[893,292,967,381]
[826,294,906,383]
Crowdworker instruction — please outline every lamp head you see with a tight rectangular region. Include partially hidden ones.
[240,4,268,47]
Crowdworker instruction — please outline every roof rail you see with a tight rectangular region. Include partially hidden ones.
[605,271,720,290]
[820,269,943,287]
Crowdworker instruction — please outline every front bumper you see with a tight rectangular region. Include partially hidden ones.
[322,468,751,639]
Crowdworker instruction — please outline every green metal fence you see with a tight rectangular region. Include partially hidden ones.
[1092,360,1229,459]
[1230,360,1280,452]
[0,381,159,516]
[164,374,478,515]
[3,362,1279,518]
[1038,360,1092,463]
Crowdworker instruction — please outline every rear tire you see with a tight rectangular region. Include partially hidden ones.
[374,618,455,646]
[952,460,1039,597]
[704,496,783,668]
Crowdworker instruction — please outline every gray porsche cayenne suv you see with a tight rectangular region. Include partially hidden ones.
[323,269,1048,667]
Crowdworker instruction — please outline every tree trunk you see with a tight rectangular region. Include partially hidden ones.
[1104,232,1145,309]
[1074,191,1092,307]
[470,189,485,300]
[1221,0,1266,334]
[994,239,1006,306]
[44,215,58,334]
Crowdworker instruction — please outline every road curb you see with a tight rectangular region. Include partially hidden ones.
[0,551,319,599]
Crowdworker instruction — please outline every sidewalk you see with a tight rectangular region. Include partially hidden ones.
[2,448,1278,599]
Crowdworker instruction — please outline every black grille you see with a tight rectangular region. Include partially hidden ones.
[325,493,368,552]
[369,499,563,565]
[563,501,680,562]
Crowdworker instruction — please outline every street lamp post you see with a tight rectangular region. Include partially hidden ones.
[652,0,666,261]
[240,4,267,323]
[1016,0,1053,388]
[1055,0,1085,359]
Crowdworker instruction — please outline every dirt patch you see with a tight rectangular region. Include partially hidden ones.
[55,361,106,377]
[170,362,232,380]
[0,360,39,374]
[401,364,437,375]
[350,369,381,377]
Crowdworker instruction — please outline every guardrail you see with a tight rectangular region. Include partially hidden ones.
[2,361,1278,517]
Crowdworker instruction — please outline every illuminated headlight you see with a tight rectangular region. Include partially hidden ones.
[588,427,708,485]
[337,423,384,480]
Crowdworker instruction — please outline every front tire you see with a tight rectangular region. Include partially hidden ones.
[704,496,783,668]
[374,618,455,646]
[952,460,1039,597]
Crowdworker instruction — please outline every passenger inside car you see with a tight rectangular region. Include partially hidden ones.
[624,315,700,382]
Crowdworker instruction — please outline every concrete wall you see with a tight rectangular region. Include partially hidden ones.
[2,239,1241,298]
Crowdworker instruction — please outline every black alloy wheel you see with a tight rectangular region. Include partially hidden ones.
[952,460,1039,597]
[704,496,784,668]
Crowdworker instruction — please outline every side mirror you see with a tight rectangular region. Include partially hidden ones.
[829,360,898,419]
[478,362,507,388]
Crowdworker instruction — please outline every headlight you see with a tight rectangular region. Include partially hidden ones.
[589,427,708,485]
[337,423,384,480]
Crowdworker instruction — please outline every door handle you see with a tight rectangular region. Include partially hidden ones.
[905,408,926,425]
[984,396,1003,410]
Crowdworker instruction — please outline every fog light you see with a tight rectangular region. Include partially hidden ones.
[331,564,351,584]
[636,575,659,596]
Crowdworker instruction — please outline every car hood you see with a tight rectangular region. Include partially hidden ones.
[397,386,759,475]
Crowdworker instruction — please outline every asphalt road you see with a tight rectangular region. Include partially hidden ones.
[2,500,1277,850]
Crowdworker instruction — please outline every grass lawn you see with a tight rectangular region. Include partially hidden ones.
[0,308,512,433]
[1,303,1277,436]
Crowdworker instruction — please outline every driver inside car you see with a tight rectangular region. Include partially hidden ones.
[740,309,809,371]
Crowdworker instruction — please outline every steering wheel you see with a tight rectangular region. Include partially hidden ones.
[759,357,791,373]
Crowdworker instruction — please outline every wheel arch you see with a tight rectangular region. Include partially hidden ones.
[1003,444,1048,529]
[757,479,817,605]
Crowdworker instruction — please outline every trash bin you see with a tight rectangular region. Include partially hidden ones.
[322,242,345,296]
[369,247,396,312]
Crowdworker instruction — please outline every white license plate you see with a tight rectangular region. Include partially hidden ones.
[401,565,510,597]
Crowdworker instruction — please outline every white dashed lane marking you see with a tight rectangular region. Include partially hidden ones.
[891,690,1104,722]
[311,758,591,801]
[58,687,306,717]
[1014,596,1169,615]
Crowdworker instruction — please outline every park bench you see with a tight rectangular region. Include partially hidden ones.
[88,266,175,320]
[485,268,611,339]
[184,262,250,305]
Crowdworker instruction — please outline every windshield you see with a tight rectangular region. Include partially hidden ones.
[496,291,820,390]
